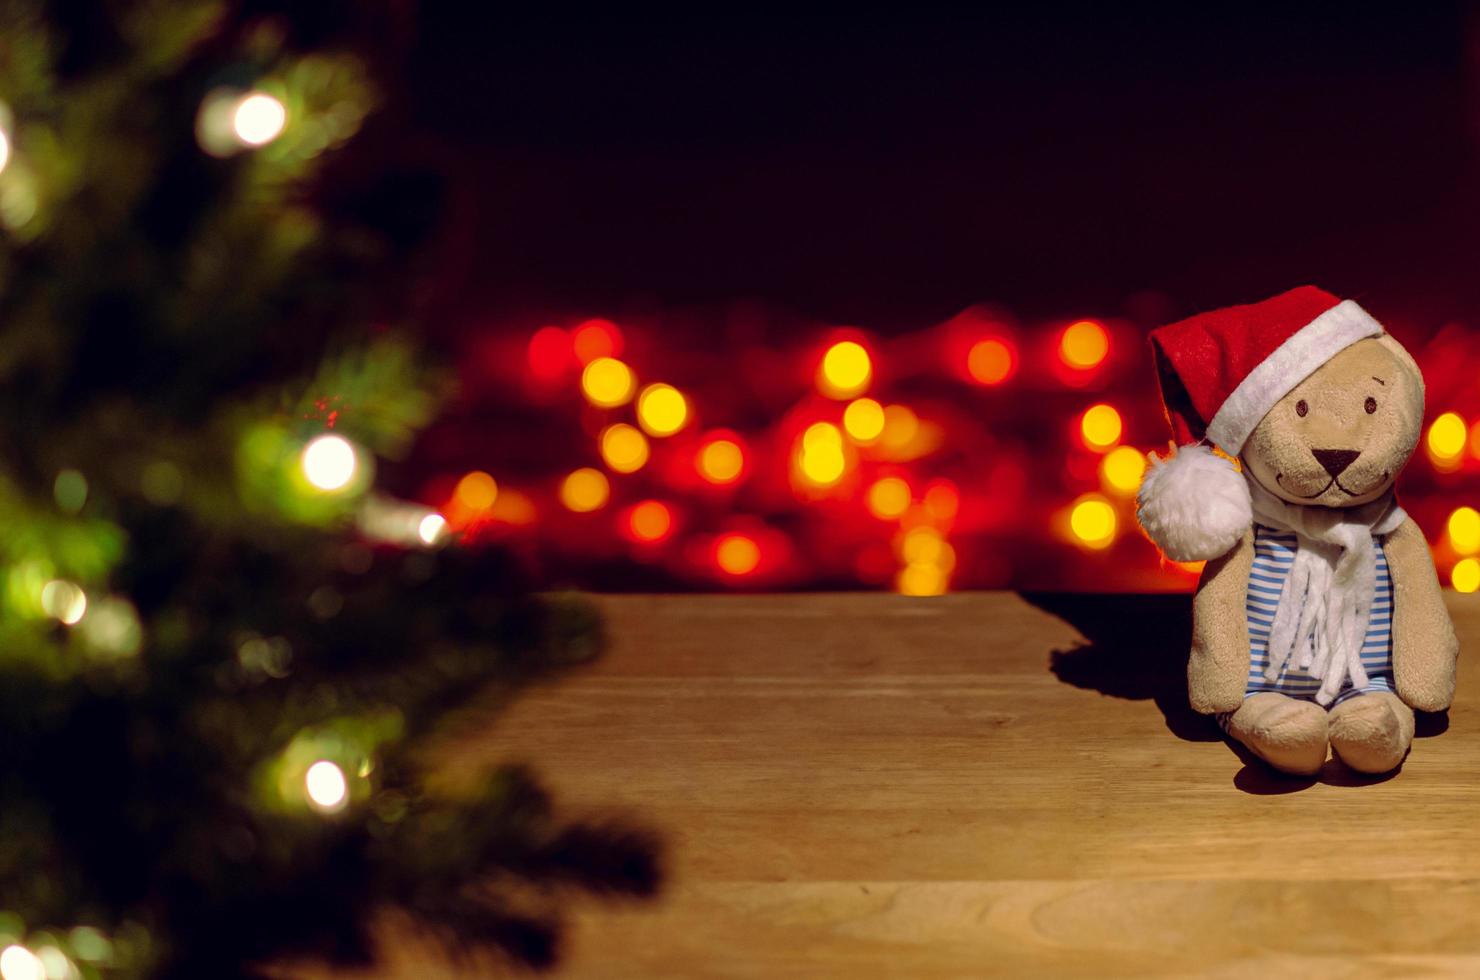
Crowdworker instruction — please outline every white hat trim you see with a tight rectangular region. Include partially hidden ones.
[1205,299,1384,454]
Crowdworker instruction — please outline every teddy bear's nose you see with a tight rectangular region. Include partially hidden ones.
[1312,448,1360,477]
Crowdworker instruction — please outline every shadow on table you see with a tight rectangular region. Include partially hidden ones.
[1020,592,1220,743]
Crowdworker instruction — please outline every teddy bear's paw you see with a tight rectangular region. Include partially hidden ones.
[1226,692,1329,775]
[1329,690,1415,774]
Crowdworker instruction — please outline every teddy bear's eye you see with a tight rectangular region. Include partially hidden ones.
[1295,399,1308,417]
[1365,396,1377,414]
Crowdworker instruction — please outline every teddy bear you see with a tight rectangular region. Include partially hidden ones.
[1135,286,1457,776]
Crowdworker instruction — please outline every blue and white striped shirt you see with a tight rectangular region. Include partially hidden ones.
[1243,524,1394,706]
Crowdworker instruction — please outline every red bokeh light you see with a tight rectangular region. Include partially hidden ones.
[527,326,572,381]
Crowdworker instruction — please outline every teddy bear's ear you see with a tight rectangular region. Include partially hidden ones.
[1136,443,1252,562]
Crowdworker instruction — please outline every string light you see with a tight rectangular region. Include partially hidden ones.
[600,424,649,473]
[1453,558,1480,593]
[581,357,636,407]
[304,760,348,813]
[1100,445,1147,494]
[1449,507,1480,555]
[0,946,43,980]
[625,500,673,543]
[843,398,886,443]
[867,477,911,519]
[1069,494,1117,549]
[232,92,287,146]
[1059,320,1109,369]
[301,435,357,491]
[697,438,745,484]
[715,534,761,575]
[817,341,872,399]
[454,471,498,511]
[1428,412,1467,468]
[967,337,1016,385]
[636,383,689,436]
[1079,404,1122,451]
[561,467,610,511]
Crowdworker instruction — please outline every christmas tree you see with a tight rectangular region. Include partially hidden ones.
[0,4,659,977]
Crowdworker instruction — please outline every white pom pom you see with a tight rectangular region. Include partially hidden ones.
[1135,444,1251,562]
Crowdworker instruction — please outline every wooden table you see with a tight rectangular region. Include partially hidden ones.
[348,592,1480,978]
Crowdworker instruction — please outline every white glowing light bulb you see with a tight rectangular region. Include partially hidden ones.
[0,129,10,177]
[301,435,357,491]
[417,513,447,546]
[232,93,287,146]
[305,760,348,812]
[40,580,87,626]
[0,945,44,980]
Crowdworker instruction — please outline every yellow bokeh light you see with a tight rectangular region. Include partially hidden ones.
[796,423,847,486]
[1060,320,1109,369]
[0,946,43,980]
[581,357,636,408]
[698,439,744,484]
[817,341,872,399]
[600,423,650,473]
[1450,507,1480,556]
[454,470,498,511]
[900,526,946,564]
[305,760,348,813]
[40,580,87,626]
[867,477,912,520]
[799,445,846,485]
[716,534,761,575]
[843,397,886,443]
[0,130,10,177]
[1101,445,1147,494]
[1429,412,1468,461]
[233,92,287,146]
[301,435,357,491]
[1453,558,1480,593]
[561,467,610,512]
[1069,495,1118,549]
[1080,403,1122,450]
[897,563,947,596]
[879,404,919,451]
[803,421,843,451]
[636,383,689,436]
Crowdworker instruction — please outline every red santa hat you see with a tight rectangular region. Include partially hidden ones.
[1136,286,1386,561]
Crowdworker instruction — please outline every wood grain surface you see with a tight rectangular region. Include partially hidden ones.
[320,592,1480,979]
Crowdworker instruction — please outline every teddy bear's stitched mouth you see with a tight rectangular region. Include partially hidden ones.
[1276,470,1390,500]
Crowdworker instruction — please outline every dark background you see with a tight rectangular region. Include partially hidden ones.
[406,3,1479,334]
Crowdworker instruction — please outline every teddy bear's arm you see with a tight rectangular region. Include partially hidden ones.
[1188,528,1255,714]
[1386,515,1458,712]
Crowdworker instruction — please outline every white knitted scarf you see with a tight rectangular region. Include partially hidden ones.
[1245,474,1406,705]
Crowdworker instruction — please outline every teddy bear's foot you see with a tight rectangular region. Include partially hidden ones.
[1225,692,1329,775]
[1328,690,1414,774]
